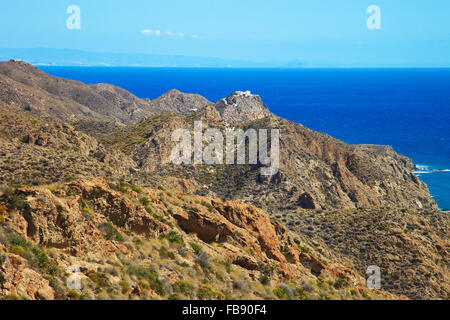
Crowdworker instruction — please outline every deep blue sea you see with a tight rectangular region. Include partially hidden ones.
[39,67,450,210]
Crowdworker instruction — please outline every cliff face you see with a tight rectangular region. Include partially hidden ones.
[214,91,272,124]
[0,61,447,300]
[249,116,438,211]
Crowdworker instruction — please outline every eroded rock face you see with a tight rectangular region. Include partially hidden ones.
[0,178,335,279]
[214,91,272,124]
[222,116,438,212]
[67,179,170,237]
[169,195,317,277]
[0,178,416,300]
[5,179,168,257]
[0,254,54,300]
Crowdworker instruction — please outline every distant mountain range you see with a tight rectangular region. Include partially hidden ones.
[0,48,301,68]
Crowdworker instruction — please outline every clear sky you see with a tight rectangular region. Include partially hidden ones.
[1,0,449,67]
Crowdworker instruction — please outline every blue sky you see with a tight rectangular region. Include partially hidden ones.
[1,0,449,67]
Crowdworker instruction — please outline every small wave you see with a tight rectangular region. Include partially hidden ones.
[412,171,429,175]
[412,164,450,175]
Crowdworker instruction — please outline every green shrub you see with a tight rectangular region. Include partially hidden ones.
[66,289,81,300]
[87,270,110,288]
[98,222,124,242]
[259,273,270,285]
[139,197,150,206]
[273,285,292,300]
[152,213,173,228]
[169,293,182,300]
[80,200,94,218]
[173,280,193,296]
[197,285,224,300]
[10,245,26,256]
[182,204,199,213]
[234,231,243,238]
[4,187,28,210]
[333,278,348,289]
[145,206,153,214]
[5,233,58,275]
[362,291,372,300]
[116,180,131,193]
[201,201,214,212]
[31,247,58,274]
[6,232,28,247]
[119,280,130,294]
[2,294,21,300]
[218,260,231,273]
[128,265,165,296]
[159,231,183,245]
[188,242,201,254]
[131,185,142,193]
[295,287,309,300]
[257,262,275,275]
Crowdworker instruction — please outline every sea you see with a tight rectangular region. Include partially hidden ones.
[39,67,450,210]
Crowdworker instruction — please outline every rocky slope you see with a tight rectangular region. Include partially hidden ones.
[0,61,447,300]
[0,61,157,123]
[278,207,449,299]
[0,178,401,300]
[98,105,437,213]
[0,104,137,187]
[0,60,209,124]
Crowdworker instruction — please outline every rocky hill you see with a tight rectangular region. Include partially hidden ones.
[279,206,449,299]
[0,60,210,125]
[0,103,137,187]
[0,178,401,300]
[150,89,211,116]
[0,61,447,300]
[214,91,272,123]
[98,105,437,213]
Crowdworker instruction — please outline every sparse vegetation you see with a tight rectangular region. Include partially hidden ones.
[173,280,193,296]
[273,285,292,300]
[159,231,184,245]
[98,222,124,242]
[139,197,150,206]
[197,284,225,300]
[188,242,202,254]
[128,265,165,296]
